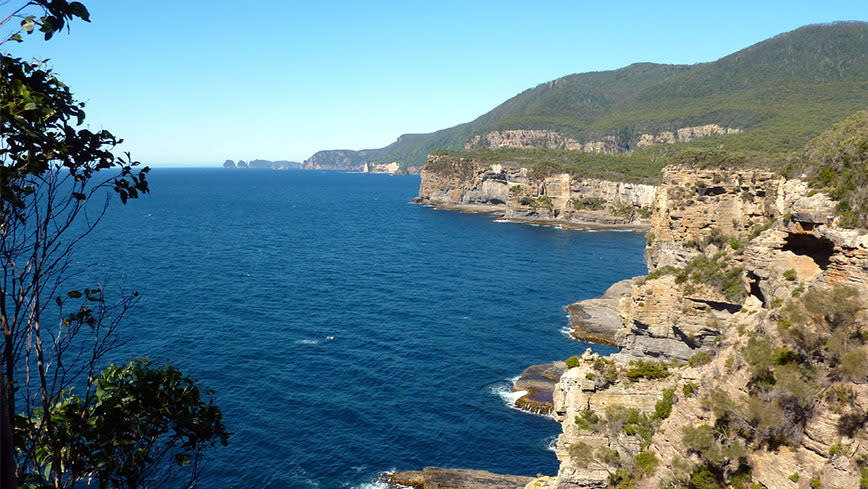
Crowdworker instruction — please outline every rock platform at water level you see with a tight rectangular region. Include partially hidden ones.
[512,362,567,415]
[565,278,637,346]
[390,467,533,489]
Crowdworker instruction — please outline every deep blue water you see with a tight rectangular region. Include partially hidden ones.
[80,169,646,488]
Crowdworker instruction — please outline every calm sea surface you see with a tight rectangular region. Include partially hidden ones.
[80,168,647,488]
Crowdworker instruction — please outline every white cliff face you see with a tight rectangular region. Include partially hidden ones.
[415,154,657,227]
[362,161,405,174]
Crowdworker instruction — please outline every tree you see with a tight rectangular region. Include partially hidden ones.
[1,2,227,488]
[17,359,228,489]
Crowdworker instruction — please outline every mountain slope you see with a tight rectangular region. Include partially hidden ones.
[304,21,868,170]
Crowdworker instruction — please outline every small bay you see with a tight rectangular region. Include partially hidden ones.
[83,169,646,488]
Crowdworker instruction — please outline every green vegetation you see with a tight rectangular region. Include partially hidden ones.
[783,269,797,281]
[569,197,606,210]
[1,4,227,488]
[634,451,658,477]
[17,360,229,488]
[679,253,747,303]
[424,156,477,178]
[591,357,619,385]
[644,250,747,303]
[312,23,868,171]
[575,409,604,431]
[432,146,666,184]
[689,351,713,367]
[654,388,676,420]
[625,360,670,381]
[786,110,868,227]
[690,285,868,465]
[683,382,698,397]
[605,405,656,448]
[567,441,594,465]
[565,355,581,369]
[519,194,554,209]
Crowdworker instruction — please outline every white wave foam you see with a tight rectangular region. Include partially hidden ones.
[351,470,408,489]
[493,219,511,223]
[295,339,320,345]
[352,482,389,489]
[489,378,526,411]
[544,434,559,452]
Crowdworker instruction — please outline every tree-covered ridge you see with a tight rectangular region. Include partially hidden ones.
[307,21,868,168]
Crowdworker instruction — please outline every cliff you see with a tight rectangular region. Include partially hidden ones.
[465,125,741,153]
[413,154,657,229]
[362,161,422,175]
[530,165,868,489]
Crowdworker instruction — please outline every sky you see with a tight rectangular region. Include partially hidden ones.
[2,1,867,166]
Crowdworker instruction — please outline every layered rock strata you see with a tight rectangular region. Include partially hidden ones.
[413,155,656,229]
[565,279,637,346]
[465,125,740,153]
[544,166,868,488]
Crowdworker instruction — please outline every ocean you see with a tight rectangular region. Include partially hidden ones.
[80,168,647,488]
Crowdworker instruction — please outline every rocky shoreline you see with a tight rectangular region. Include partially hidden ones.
[411,153,657,233]
[390,468,534,489]
[394,153,868,488]
[411,201,651,232]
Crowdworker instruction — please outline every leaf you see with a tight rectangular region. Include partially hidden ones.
[69,2,91,22]
[21,17,35,33]
[67,290,82,298]
[10,33,22,42]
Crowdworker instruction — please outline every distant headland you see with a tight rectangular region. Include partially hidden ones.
[222,159,301,170]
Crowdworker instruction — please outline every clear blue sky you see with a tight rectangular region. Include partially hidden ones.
[3,1,867,166]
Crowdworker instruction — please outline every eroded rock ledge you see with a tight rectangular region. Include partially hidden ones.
[565,279,638,346]
[513,361,568,415]
[390,467,533,489]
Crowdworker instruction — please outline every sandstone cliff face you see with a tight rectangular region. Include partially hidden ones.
[360,161,424,174]
[635,124,742,147]
[543,166,868,489]
[465,130,617,153]
[465,125,740,154]
[414,154,656,228]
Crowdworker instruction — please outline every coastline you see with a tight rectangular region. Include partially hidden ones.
[411,200,651,232]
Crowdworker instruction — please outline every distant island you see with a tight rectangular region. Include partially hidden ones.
[223,159,301,170]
